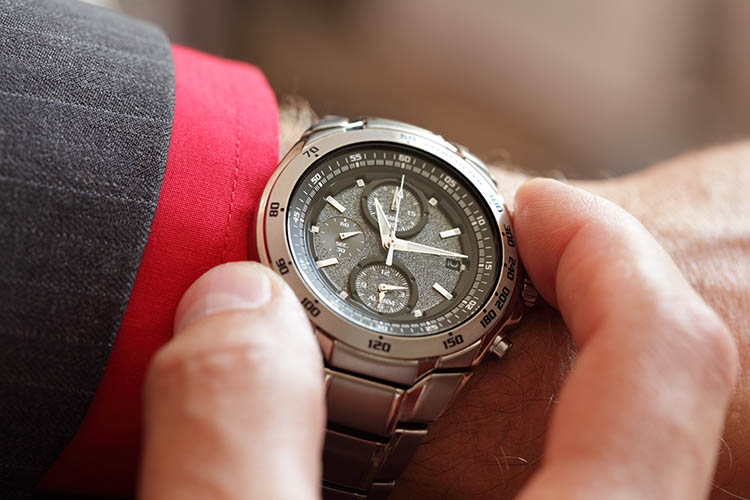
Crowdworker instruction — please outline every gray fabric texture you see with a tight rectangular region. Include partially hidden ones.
[0,0,174,494]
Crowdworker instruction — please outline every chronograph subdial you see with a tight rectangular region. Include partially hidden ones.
[313,216,366,260]
[349,258,418,315]
[362,179,428,238]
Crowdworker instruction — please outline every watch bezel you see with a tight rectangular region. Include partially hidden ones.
[256,124,521,360]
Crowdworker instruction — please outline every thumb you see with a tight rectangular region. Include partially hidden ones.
[138,262,324,500]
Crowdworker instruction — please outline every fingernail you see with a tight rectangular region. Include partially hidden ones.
[174,264,273,334]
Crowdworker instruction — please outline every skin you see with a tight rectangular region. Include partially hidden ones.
[138,135,749,499]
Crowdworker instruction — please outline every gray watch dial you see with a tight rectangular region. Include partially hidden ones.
[286,143,501,337]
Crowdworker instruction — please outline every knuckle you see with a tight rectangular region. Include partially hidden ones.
[147,333,274,393]
[145,311,323,402]
[683,309,738,390]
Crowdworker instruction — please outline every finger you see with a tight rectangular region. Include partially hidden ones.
[513,179,737,499]
[138,262,324,500]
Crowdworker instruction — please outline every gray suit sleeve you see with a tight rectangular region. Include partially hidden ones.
[0,0,174,495]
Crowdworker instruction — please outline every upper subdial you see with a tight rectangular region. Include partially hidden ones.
[312,216,366,261]
[362,179,428,238]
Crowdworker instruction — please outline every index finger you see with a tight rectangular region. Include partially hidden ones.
[513,179,737,499]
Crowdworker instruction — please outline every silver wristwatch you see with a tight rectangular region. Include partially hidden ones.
[256,116,536,499]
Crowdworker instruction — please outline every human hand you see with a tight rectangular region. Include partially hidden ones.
[396,176,739,499]
[137,262,325,500]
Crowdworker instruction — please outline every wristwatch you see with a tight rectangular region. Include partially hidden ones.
[255,116,537,499]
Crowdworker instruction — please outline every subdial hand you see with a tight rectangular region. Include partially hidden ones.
[377,290,386,304]
[390,181,400,211]
[338,231,362,240]
[377,284,409,292]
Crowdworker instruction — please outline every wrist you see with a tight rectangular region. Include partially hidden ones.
[395,301,570,499]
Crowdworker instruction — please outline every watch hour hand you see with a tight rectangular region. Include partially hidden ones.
[339,231,362,240]
[390,238,468,259]
[373,197,391,248]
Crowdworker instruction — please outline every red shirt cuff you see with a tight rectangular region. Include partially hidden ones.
[40,44,279,495]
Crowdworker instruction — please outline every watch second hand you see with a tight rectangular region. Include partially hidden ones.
[386,175,405,266]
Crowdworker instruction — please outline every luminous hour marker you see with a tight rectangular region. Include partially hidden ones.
[433,282,454,300]
[413,309,423,318]
[310,225,320,233]
[428,197,438,206]
[325,195,346,213]
[316,257,339,268]
[440,227,462,239]
[338,290,348,299]
[356,178,366,187]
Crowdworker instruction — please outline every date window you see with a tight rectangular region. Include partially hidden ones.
[445,258,461,271]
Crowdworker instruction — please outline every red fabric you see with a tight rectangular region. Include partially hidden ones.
[39,44,279,495]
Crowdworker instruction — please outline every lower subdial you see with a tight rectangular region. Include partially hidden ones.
[349,258,418,315]
[313,216,365,260]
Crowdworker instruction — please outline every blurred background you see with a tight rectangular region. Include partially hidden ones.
[96,0,749,178]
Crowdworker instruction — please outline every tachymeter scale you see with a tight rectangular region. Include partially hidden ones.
[286,143,501,337]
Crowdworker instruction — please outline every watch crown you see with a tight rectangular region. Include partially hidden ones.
[490,336,512,359]
[521,276,538,309]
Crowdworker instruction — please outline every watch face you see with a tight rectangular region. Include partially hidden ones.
[285,143,501,337]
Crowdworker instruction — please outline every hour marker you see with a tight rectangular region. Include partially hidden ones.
[433,282,454,300]
[310,225,320,233]
[413,309,423,318]
[316,257,339,268]
[440,227,462,239]
[325,195,346,213]
[356,178,366,187]
[338,290,348,299]
[428,197,438,206]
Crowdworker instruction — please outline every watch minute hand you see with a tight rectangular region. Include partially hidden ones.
[390,238,468,259]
